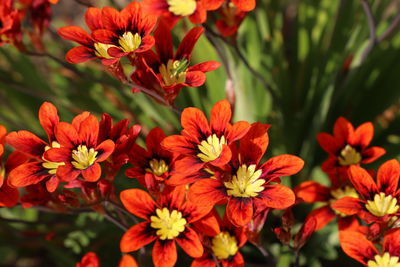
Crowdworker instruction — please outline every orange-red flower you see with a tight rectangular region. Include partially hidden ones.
[91,2,156,60]
[295,172,360,231]
[340,229,400,266]
[98,113,141,179]
[0,0,23,48]
[119,186,210,267]
[317,117,385,179]
[7,102,64,192]
[162,99,250,177]
[203,0,256,12]
[58,7,117,65]
[131,22,220,104]
[0,125,28,207]
[192,211,247,267]
[215,1,247,37]
[332,159,400,224]
[44,112,115,183]
[77,252,99,267]
[188,122,304,226]
[126,127,176,194]
[143,0,207,25]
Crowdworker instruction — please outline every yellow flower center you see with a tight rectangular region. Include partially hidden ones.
[365,193,399,217]
[211,231,239,260]
[42,141,65,175]
[224,164,265,198]
[159,59,188,86]
[367,253,400,267]
[145,159,169,176]
[166,0,196,16]
[197,134,227,163]
[338,145,362,166]
[71,145,98,170]
[150,208,187,240]
[330,186,359,200]
[118,32,142,53]
[94,43,116,59]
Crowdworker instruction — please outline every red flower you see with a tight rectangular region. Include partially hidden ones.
[98,113,141,179]
[332,160,400,224]
[126,127,176,194]
[203,0,256,12]
[295,173,360,231]
[143,0,208,25]
[119,254,138,267]
[77,252,99,267]
[0,0,23,48]
[340,229,400,266]
[162,100,250,177]
[44,112,115,183]
[317,117,385,179]
[131,22,220,104]
[58,7,117,65]
[7,102,65,192]
[91,2,156,60]
[0,125,29,207]
[119,186,210,267]
[192,211,247,267]
[188,122,304,226]
[215,1,248,37]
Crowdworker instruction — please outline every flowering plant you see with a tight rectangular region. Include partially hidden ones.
[1,0,400,266]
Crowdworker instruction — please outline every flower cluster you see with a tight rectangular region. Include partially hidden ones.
[0,0,58,51]
[295,117,400,266]
[0,100,306,266]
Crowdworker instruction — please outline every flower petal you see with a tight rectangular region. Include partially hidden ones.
[176,27,204,60]
[350,122,373,148]
[82,163,101,182]
[348,165,378,199]
[66,46,96,64]
[257,184,295,210]
[181,107,210,142]
[152,240,177,267]
[232,0,255,11]
[188,178,227,207]
[39,102,59,143]
[8,162,49,188]
[294,181,331,203]
[175,227,203,258]
[57,26,93,46]
[120,189,157,219]
[306,205,336,231]
[6,131,47,158]
[339,231,377,265]
[119,254,138,267]
[226,197,253,226]
[377,159,400,195]
[120,222,157,253]
[261,155,304,182]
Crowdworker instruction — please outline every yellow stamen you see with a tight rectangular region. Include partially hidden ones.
[145,159,169,176]
[197,134,227,163]
[118,32,142,53]
[367,253,400,267]
[71,145,98,170]
[224,164,265,198]
[211,231,239,260]
[159,59,188,86]
[150,208,187,240]
[338,145,362,166]
[365,193,399,217]
[166,0,196,16]
[330,186,359,200]
[94,43,116,59]
[42,141,65,174]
